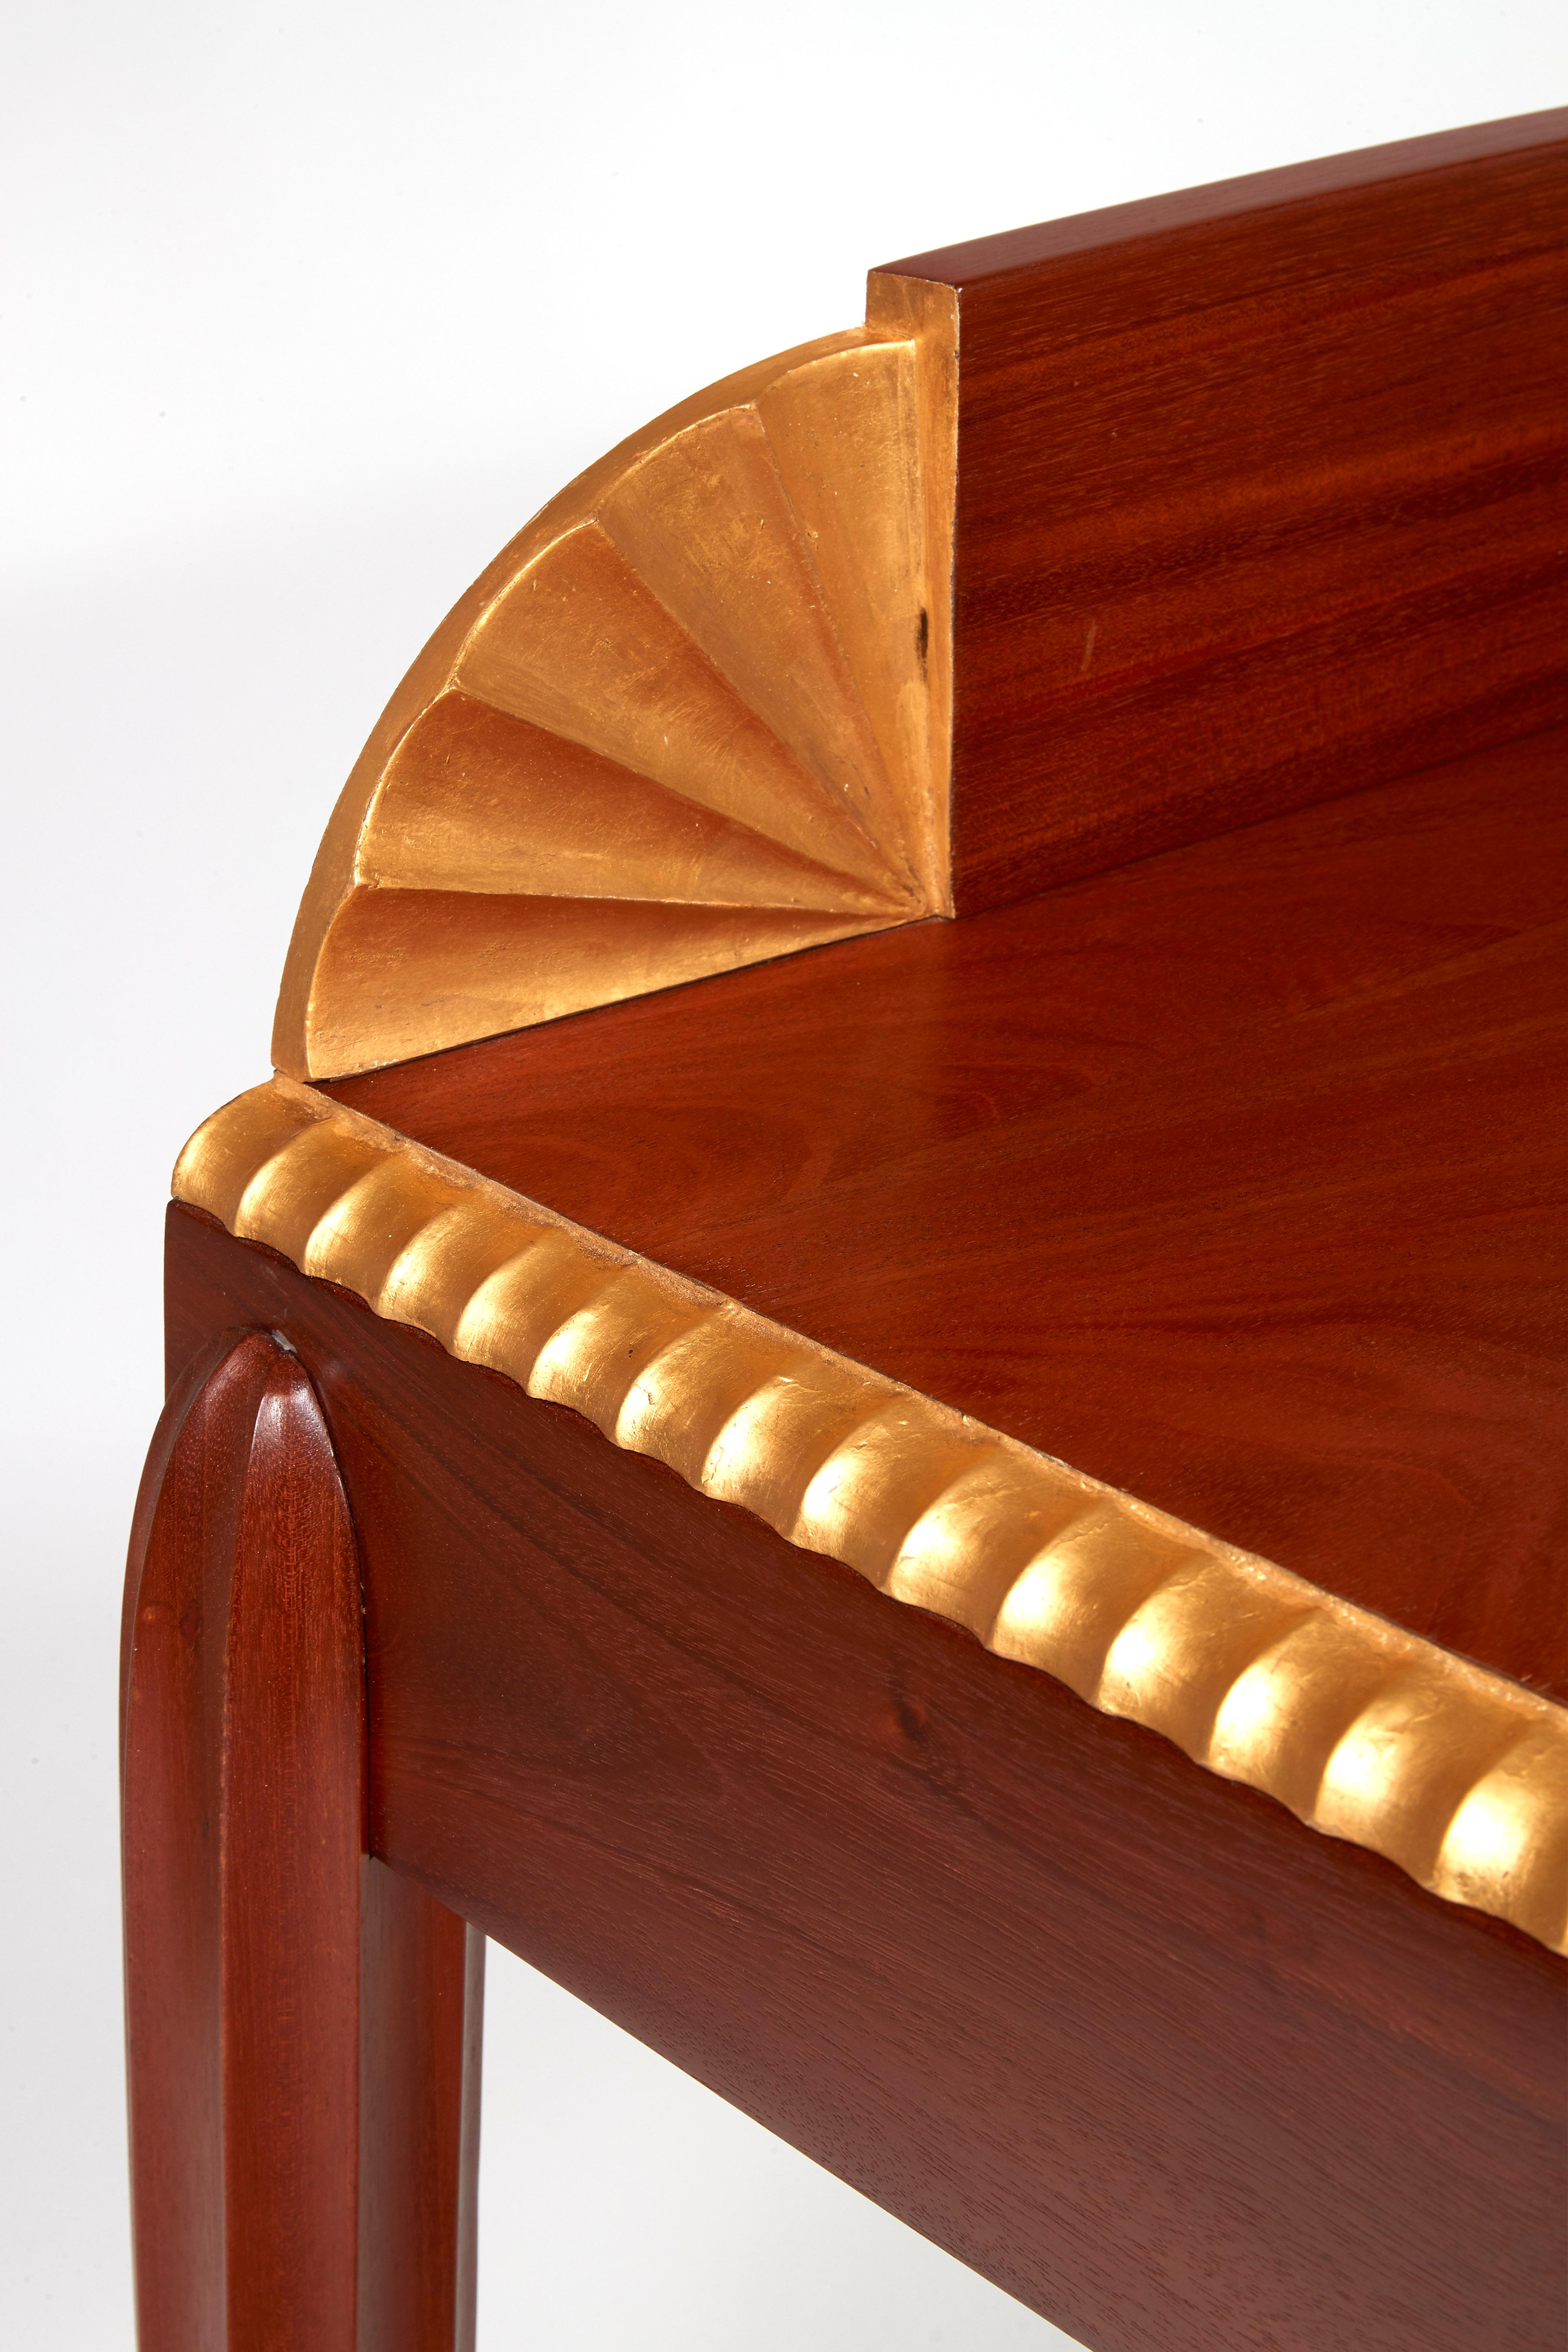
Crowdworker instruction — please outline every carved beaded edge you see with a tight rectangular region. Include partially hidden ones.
[175,1076,1568,1955]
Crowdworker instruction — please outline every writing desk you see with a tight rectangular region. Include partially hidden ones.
[124,110,1568,2352]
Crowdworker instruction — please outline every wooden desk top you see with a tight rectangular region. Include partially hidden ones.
[326,726,1568,1702]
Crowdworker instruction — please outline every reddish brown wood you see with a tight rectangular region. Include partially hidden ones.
[880,110,1568,910]
[121,1332,480,2352]
[163,1206,1568,2352]
[325,727,1568,1701]
[357,1866,484,2352]
[122,1334,252,2352]
[228,1349,363,2346]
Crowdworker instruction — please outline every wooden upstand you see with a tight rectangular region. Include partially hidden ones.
[122,113,1568,2352]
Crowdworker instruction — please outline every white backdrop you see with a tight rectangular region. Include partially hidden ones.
[3,5,1561,2345]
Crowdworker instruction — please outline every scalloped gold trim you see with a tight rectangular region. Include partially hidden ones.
[175,1078,1568,1955]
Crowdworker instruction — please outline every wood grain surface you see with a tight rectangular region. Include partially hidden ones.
[357,1864,484,2352]
[121,1331,480,2351]
[164,1207,1568,2352]
[326,726,1568,1703]
[875,109,1568,909]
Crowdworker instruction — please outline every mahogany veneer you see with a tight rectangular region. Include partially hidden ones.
[327,727,1568,1703]
[884,109,1568,910]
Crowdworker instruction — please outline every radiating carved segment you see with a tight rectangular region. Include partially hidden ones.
[175,1080,1568,1954]
[362,693,891,912]
[304,890,883,1077]
[276,309,957,1079]
[758,338,949,906]
[121,1331,482,2351]
[597,413,902,857]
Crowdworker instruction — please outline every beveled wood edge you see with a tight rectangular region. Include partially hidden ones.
[876,107,1568,287]
[173,1076,1568,1954]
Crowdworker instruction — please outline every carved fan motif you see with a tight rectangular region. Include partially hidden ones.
[274,287,955,1077]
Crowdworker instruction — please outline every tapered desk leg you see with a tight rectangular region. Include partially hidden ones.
[122,1331,481,2352]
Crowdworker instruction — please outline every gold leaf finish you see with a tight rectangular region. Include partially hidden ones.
[175,1079,1568,1956]
[275,298,957,1080]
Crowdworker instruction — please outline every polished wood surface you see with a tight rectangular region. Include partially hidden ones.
[164,1206,1568,2352]
[357,1865,484,2352]
[134,120,1568,2349]
[878,109,1568,910]
[121,1332,480,2352]
[327,725,1568,1702]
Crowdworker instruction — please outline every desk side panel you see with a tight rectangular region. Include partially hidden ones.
[883,116,1568,910]
[166,1205,1567,2352]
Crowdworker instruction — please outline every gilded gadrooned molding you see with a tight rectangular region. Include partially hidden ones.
[175,1078,1568,1955]
[273,273,958,1080]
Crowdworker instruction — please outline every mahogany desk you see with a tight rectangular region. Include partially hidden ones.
[123,113,1568,2352]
